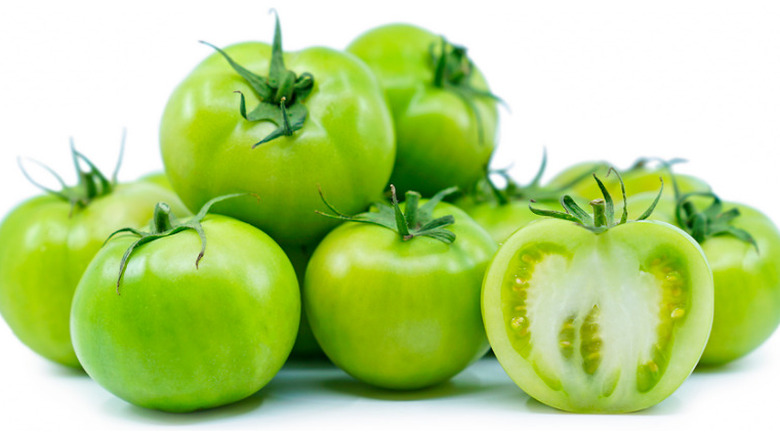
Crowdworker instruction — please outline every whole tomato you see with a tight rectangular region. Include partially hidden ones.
[160,15,395,246]
[305,187,496,389]
[0,143,188,367]
[71,196,300,412]
[348,24,499,197]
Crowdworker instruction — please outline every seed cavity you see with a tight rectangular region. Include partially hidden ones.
[579,305,602,375]
[558,315,576,359]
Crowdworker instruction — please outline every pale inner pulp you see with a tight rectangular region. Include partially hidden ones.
[504,242,688,402]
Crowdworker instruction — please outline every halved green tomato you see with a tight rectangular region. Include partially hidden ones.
[482,219,714,413]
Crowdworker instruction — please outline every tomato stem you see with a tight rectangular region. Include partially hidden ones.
[200,13,314,147]
[16,134,124,214]
[316,185,458,244]
[106,193,254,294]
[591,199,607,228]
[466,149,601,207]
[530,170,660,234]
[429,36,502,145]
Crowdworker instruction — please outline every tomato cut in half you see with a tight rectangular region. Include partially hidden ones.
[482,219,714,413]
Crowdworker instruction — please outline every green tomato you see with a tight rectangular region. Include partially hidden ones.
[304,192,497,389]
[160,18,395,246]
[461,199,586,244]
[347,24,499,197]
[628,192,780,365]
[548,161,710,201]
[482,197,714,413]
[70,213,300,412]
[138,171,175,192]
[0,162,187,368]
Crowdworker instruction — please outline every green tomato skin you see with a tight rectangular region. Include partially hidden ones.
[548,161,710,201]
[160,42,395,246]
[0,182,188,368]
[70,215,300,412]
[347,24,498,197]
[138,172,175,192]
[483,219,714,413]
[628,193,780,365]
[304,202,497,390]
[460,199,571,244]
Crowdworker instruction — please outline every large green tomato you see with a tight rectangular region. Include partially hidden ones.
[0,151,187,368]
[482,191,714,413]
[71,205,300,412]
[628,192,780,365]
[548,160,710,201]
[160,17,395,246]
[304,189,497,389]
[347,24,499,197]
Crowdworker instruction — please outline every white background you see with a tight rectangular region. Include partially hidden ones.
[1,0,779,435]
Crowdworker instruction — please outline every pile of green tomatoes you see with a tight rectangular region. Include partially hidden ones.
[1,15,778,415]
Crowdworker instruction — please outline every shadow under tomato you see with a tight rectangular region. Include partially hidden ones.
[693,354,759,375]
[316,376,489,402]
[522,393,682,416]
[282,354,333,370]
[45,362,88,378]
[105,389,268,425]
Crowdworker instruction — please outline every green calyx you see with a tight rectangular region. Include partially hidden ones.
[530,170,663,234]
[430,37,501,144]
[201,12,314,147]
[317,185,458,243]
[644,159,757,250]
[105,193,250,294]
[674,191,757,251]
[473,149,600,206]
[18,135,124,213]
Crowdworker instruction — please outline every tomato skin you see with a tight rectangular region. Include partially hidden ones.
[304,202,496,389]
[548,161,710,201]
[0,182,188,368]
[347,24,498,197]
[482,219,714,413]
[70,215,300,412]
[460,199,575,244]
[628,193,780,365]
[160,42,395,246]
[138,172,175,192]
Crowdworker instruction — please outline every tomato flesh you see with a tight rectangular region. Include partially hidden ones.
[483,220,713,413]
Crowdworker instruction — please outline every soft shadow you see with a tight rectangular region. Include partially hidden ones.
[693,356,757,375]
[522,393,682,416]
[104,389,268,425]
[45,362,88,378]
[282,355,334,370]
[317,376,488,401]
[634,393,682,415]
